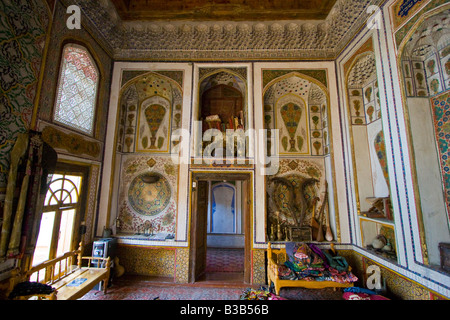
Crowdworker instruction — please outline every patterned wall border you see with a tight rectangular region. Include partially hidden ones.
[389,0,432,31]
[358,252,448,299]
[84,164,100,244]
[38,121,104,161]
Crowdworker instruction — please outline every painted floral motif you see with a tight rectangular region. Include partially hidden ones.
[280,103,302,152]
[374,130,390,186]
[430,79,440,95]
[427,59,436,75]
[367,106,375,122]
[431,92,450,218]
[128,172,172,216]
[144,104,166,149]
[0,0,49,189]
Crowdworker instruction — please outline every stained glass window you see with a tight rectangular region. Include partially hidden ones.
[54,44,99,135]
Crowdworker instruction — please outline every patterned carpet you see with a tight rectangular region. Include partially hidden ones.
[80,248,345,300]
[80,275,344,300]
[205,248,244,273]
[81,280,245,300]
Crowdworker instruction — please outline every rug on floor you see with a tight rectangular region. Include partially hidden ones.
[80,279,344,300]
[205,248,244,273]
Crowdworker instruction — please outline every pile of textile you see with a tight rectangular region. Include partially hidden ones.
[8,281,55,299]
[342,287,390,300]
[240,287,287,300]
[279,242,358,284]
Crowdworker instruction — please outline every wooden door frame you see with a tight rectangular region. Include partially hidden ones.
[189,171,253,284]
[34,162,89,263]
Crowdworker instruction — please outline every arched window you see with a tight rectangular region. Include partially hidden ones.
[53,44,99,135]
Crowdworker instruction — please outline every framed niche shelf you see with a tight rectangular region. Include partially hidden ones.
[359,214,397,263]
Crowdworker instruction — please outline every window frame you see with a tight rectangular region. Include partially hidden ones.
[52,42,100,137]
[33,162,89,264]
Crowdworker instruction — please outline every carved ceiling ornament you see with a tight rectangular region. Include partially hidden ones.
[62,0,386,60]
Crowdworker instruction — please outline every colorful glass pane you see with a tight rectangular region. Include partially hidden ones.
[54,45,98,135]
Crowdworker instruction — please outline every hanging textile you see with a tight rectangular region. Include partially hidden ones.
[0,133,29,258]
[23,141,57,261]
[0,131,56,259]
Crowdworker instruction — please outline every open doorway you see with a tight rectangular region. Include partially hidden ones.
[190,172,252,284]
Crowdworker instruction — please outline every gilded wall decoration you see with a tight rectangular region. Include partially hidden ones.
[84,164,100,244]
[122,70,184,88]
[266,158,325,235]
[343,37,374,77]
[361,257,432,300]
[116,245,176,278]
[263,69,328,89]
[431,91,450,220]
[40,124,102,160]
[174,247,190,283]
[347,52,381,126]
[263,72,329,156]
[117,156,179,235]
[374,130,390,187]
[117,72,183,154]
[401,10,449,98]
[0,0,49,191]
[128,172,172,217]
[390,0,433,32]
[251,249,266,285]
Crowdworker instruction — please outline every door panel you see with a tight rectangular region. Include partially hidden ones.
[194,180,208,281]
[243,179,251,283]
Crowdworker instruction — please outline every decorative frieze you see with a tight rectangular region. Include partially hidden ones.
[61,0,385,60]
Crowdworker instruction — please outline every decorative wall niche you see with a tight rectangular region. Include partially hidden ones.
[263,72,330,156]
[262,70,332,243]
[117,71,184,154]
[194,68,248,158]
[399,9,450,266]
[113,70,185,236]
[345,41,396,262]
[116,155,179,235]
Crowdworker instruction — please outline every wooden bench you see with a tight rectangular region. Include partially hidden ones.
[9,243,111,300]
[267,242,354,295]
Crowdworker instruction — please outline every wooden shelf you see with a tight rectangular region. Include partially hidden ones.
[359,215,395,226]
